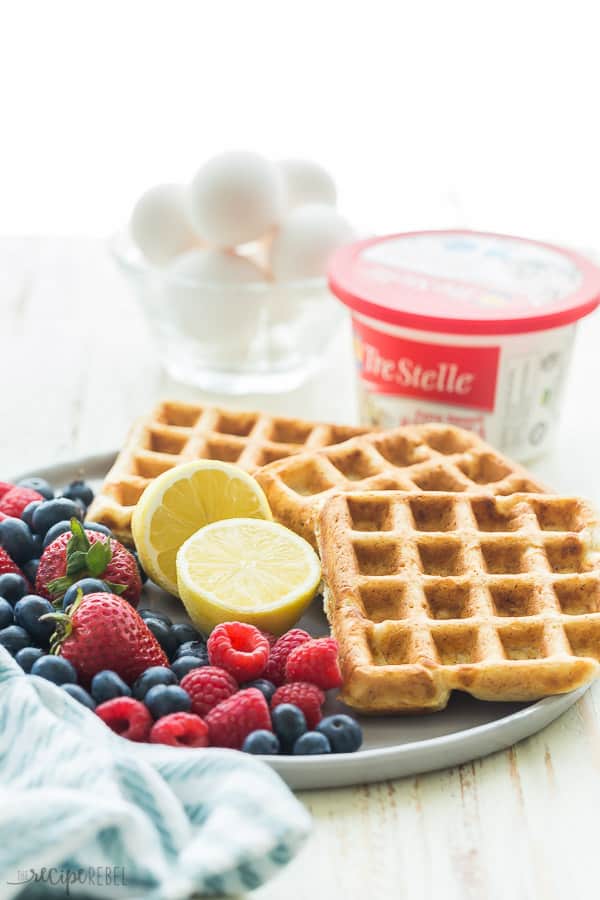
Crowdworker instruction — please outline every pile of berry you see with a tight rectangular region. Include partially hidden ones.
[94,619,362,754]
[0,474,363,757]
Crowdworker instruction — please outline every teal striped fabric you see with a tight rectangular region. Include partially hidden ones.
[0,648,311,898]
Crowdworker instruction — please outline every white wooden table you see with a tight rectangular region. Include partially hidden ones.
[2,237,600,900]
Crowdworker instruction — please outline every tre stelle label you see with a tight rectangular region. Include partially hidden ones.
[352,319,500,412]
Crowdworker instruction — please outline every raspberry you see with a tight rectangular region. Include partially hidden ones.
[96,697,153,742]
[207,622,269,681]
[206,688,272,749]
[271,682,325,729]
[263,629,311,685]
[0,487,44,519]
[285,638,342,690]
[150,713,209,748]
[0,482,13,500]
[180,666,238,718]
[259,629,277,647]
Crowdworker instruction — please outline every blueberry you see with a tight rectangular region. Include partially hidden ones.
[62,578,109,610]
[143,617,177,659]
[0,573,28,606]
[90,670,132,703]
[17,477,54,500]
[0,573,28,605]
[82,521,112,537]
[170,655,206,679]
[293,731,331,755]
[132,665,177,700]
[31,534,43,557]
[242,678,276,702]
[132,551,148,584]
[0,517,36,564]
[14,595,55,646]
[316,715,363,753]
[42,520,73,549]
[22,559,40,586]
[174,640,208,663]
[15,646,45,672]
[271,704,307,751]
[0,598,14,629]
[242,730,280,755]
[0,624,32,655]
[170,622,200,646]
[32,499,83,536]
[21,500,42,528]
[30,654,77,685]
[144,684,191,719]
[62,480,94,508]
[62,683,96,710]
[138,608,172,627]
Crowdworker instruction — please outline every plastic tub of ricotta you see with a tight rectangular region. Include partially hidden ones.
[328,230,600,461]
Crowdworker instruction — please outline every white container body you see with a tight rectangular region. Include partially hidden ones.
[351,311,577,462]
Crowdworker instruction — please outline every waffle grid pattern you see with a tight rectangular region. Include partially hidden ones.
[87,401,368,542]
[256,424,546,548]
[318,491,600,712]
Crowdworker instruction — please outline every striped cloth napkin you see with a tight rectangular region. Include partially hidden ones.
[0,648,310,899]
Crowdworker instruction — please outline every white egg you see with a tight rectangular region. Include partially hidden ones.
[269,204,355,281]
[168,248,267,284]
[130,183,199,265]
[279,158,337,208]
[188,151,285,247]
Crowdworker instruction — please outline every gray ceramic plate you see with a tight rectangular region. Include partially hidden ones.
[14,453,589,791]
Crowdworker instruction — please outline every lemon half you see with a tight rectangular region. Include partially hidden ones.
[176,518,321,635]
[131,460,272,595]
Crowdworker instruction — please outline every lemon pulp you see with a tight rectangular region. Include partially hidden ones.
[131,460,271,595]
[176,517,321,635]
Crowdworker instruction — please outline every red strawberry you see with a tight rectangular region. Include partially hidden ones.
[285,637,342,690]
[0,482,13,500]
[36,519,141,607]
[271,682,325,729]
[0,547,27,582]
[263,628,311,685]
[0,486,43,518]
[206,688,272,749]
[52,591,168,686]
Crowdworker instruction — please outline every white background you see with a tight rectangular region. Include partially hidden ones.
[1,0,599,249]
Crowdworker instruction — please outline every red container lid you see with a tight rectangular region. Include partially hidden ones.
[328,230,600,336]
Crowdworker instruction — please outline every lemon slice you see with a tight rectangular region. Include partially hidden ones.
[176,518,321,635]
[131,461,272,595]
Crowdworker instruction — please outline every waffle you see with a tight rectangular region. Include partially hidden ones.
[318,490,600,713]
[255,424,546,548]
[87,400,369,544]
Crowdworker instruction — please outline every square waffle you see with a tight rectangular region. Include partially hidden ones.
[255,424,546,549]
[318,490,600,713]
[87,400,369,544]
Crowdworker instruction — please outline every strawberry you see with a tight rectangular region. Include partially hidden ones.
[36,519,141,607]
[0,486,44,518]
[0,547,27,582]
[0,482,13,500]
[49,591,168,686]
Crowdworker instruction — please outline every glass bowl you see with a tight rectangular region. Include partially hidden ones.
[111,231,344,394]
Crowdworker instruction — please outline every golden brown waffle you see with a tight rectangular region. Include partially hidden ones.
[318,490,600,713]
[255,424,546,548]
[87,400,369,544]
